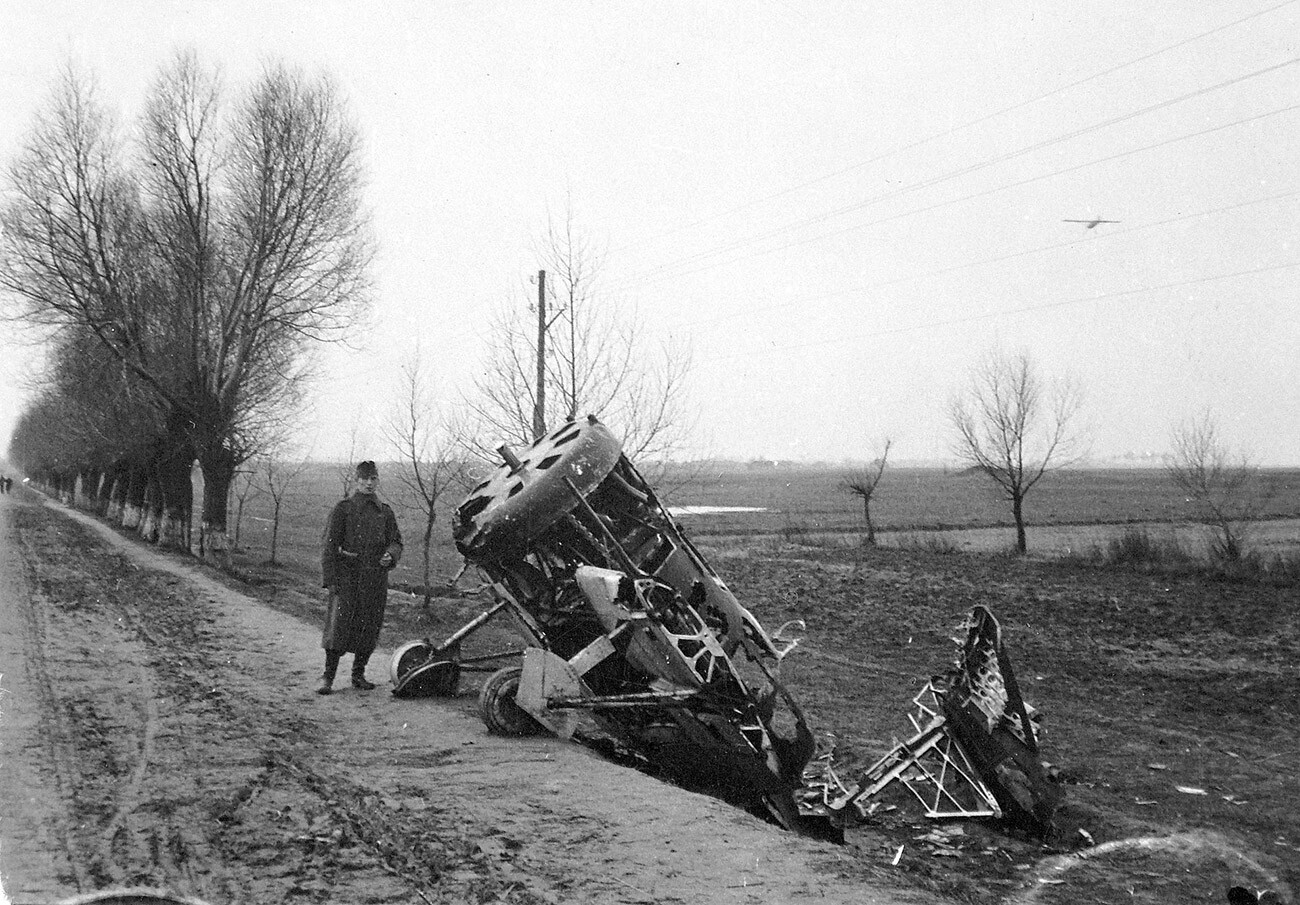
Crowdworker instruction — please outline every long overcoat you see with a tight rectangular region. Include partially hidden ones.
[321,491,404,654]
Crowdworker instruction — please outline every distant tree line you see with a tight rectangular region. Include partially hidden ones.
[1,54,372,560]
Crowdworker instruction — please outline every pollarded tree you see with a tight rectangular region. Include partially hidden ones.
[0,55,372,558]
[948,351,1083,554]
[140,54,371,559]
[0,66,197,544]
[466,207,694,469]
[1166,413,1268,562]
[35,328,168,516]
[841,437,892,547]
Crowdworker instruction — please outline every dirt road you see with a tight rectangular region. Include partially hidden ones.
[0,489,942,905]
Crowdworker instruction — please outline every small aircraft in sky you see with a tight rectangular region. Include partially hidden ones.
[1063,218,1120,229]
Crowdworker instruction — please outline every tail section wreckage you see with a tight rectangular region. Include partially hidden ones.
[390,415,1063,840]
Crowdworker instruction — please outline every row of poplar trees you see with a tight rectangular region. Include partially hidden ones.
[1,53,371,560]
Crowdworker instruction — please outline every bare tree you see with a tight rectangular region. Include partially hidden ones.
[384,348,472,606]
[465,207,694,470]
[332,413,371,500]
[842,438,892,547]
[949,351,1083,554]
[0,55,371,559]
[257,453,309,566]
[229,466,259,550]
[1166,413,1267,562]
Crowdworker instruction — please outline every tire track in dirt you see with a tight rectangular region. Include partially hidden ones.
[4,511,91,893]
[18,492,946,905]
[11,508,223,894]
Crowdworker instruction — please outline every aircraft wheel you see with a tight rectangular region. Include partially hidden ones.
[479,666,546,736]
[390,640,433,686]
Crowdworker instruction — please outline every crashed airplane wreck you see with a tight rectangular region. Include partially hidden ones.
[390,415,1062,840]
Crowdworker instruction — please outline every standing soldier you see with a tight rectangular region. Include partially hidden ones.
[319,460,403,695]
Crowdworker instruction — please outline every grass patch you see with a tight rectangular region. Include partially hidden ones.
[1054,525,1300,588]
[1103,525,1191,567]
[893,532,962,555]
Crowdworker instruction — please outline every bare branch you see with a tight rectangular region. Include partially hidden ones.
[948,351,1085,554]
[465,206,695,476]
[841,437,892,547]
[1166,412,1268,561]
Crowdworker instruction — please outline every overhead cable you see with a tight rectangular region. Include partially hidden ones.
[618,57,1300,287]
[610,0,1298,258]
[700,260,1300,363]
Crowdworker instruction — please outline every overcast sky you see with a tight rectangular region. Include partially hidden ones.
[2,1,1297,465]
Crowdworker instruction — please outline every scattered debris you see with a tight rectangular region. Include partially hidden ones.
[803,606,1063,837]
[390,415,1066,844]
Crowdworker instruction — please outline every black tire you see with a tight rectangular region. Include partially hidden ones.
[479,666,546,736]
[390,640,434,685]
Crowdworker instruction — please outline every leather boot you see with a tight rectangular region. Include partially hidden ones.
[351,652,375,690]
[319,650,341,695]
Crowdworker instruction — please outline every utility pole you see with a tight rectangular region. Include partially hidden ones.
[532,269,547,442]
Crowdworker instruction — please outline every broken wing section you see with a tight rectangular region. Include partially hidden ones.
[810,605,1062,837]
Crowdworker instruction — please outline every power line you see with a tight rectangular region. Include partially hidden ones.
[616,57,1300,288]
[633,101,1300,288]
[699,260,1300,364]
[608,0,1299,259]
[672,188,1300,331]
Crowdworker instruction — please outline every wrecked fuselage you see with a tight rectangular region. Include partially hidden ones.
[391,415,1062,839]
[451,416,811,829]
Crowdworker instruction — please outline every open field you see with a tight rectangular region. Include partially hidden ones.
[200,462,1300,903]
[220,465,1300,587]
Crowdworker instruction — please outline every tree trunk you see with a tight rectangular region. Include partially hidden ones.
[76,469,99,510]
[863,498,876,547]
[155,443,193,551]
[233,493,246,549]
[123,465,147,530]
[270,499,282,565]
[140,477,161,543]
[1012,494,1027,554]
[107,469,125,521]
[422,510,435,607]
[94,469,113,515]
[198,449,236,566]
